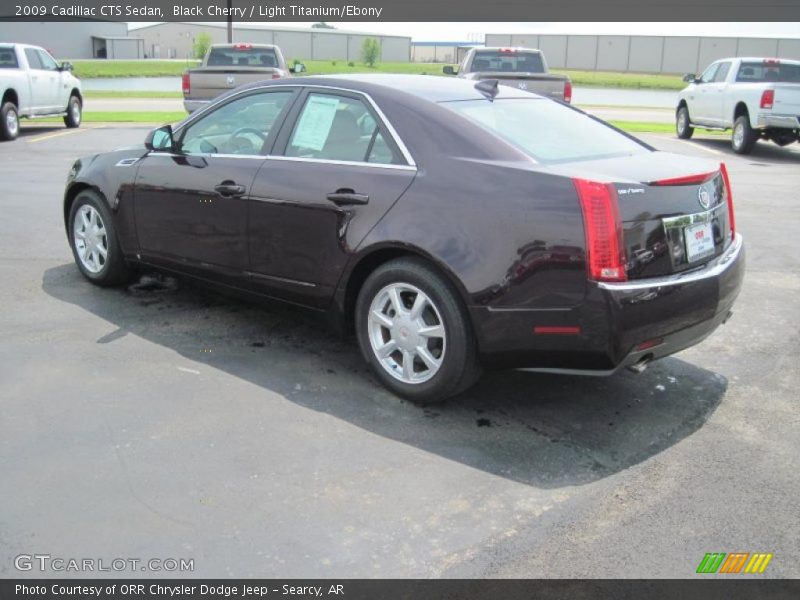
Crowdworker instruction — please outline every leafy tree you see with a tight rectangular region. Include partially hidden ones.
[192,32,213,60]
[362,38,380,68]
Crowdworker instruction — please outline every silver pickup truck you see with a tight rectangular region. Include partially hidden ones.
[182,43,293,113]
[444,47,572,103]
[0,43,83,141]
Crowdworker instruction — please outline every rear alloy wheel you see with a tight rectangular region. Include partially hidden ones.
[1,102,19,141]
[64,95,82,128]
[68,191,132,286]
[732,115,757,154]
[676,106,694,139]
[356,258,481,404]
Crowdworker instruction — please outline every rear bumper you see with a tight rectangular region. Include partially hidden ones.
[756,113,800,129]
[471,234,745,373]
[183,99,210,114]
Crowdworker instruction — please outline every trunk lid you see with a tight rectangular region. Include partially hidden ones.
[546,151,734,280]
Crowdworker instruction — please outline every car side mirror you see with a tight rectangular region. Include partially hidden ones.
[290,63,306,74]
[683,73,698,83]
[60,61,73,72]
[145,125,175,152]
[443,65,455,75]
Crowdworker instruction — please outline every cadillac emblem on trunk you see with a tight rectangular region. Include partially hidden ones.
[698,186,711,210]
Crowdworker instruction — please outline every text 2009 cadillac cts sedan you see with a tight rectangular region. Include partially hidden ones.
[63,74,744,403]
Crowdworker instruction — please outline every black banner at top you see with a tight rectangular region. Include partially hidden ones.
[2,0,800,22]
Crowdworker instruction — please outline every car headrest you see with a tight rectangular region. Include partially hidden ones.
[473,59,489,70]
[260,54,275,67]
[765,70,779,81]
[326,111,361,144]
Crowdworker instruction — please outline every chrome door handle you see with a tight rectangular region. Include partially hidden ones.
[214,182,246,197]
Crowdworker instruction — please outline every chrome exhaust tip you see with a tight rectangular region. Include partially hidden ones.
[627,355,652,374]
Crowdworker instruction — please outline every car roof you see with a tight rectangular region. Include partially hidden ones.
[291,73,545,103]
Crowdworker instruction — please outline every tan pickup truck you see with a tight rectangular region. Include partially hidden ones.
[445,47,572,103]
[182,43,292,113]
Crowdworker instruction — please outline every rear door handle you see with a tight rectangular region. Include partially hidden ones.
[214,182,246,197]
[326,189,369,206]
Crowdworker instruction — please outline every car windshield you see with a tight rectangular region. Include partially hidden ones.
[735,61,800,83]
[442,98,648,164]
[471,51,545,73]
[207,46,278,67]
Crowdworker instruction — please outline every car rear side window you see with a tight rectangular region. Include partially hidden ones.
[471,50,545,73]
[285,93,401,165]
[443,98,648,164]
[207,46,278,67]
[0,49,19,68]
[24,48,42,70]
[736,62,800,83]
[178,90,293,156]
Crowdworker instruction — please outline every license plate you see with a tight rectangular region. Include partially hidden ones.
[685,222,715,262]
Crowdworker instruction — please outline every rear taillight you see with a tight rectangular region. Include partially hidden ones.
[563,80,572,103]
[720,163,736,237]
[271,72,282,79]
[573,178,626,282]
[181,72,190,95]
[760,89,774,109]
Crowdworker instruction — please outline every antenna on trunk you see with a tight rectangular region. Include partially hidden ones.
[475,79,499,100]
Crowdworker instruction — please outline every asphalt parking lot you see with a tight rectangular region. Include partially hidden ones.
[1,125,798,578]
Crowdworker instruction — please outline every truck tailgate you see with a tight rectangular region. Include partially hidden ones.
[773,84,800,114]
[473,73,569,101]
[185,68,281,101]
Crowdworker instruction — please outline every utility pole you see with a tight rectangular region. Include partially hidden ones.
[227,0,233,43]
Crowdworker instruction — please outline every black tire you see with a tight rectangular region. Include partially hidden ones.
[1,101,19,141]
[676,105,694,139]
[63,95,82,128]
[732,115,757,155]
[355,257,481,404]
[67,190,132,286]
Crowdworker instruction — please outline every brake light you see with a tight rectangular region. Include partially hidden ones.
[233,43,253,50]
[720,163,736,237]
[573,179,626,282]
[563,80,572,103]
[271,72,282,79]
[499,48,516,54]
[760,89,775,109]
[763,58,780,66]
[181,72,190,95]
[649,171,716,186]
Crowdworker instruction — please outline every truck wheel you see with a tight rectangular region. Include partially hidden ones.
[732,115,757,154]
[64,95,82,128]
[676,106,694,139]
[355,258,481,404]
[1,102,19,141]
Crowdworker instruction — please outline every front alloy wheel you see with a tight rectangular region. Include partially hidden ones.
[73,204,108,274]
[356,257,481,403]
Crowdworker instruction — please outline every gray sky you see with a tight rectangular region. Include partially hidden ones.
[129,22,800,41]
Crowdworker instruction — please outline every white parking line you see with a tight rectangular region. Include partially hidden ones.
[673,139,726,156]
[177,366,200,375]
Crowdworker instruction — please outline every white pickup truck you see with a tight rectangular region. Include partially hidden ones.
[0,43,83,141]
[676,57,800,154]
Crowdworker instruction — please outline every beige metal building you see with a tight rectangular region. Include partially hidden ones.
[131,23,411,62]
[484,33,800,74]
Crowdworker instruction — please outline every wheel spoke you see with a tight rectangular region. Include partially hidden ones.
[97,244,108,258]
[401,350,414,380]
[376,339,398,359]
[416,345,441,371]
[409,292,427,320]
[418,324,444,339]
[81,209,91,229]
[371,309,394,329]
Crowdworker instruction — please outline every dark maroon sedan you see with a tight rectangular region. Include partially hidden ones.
[63,74,744,403]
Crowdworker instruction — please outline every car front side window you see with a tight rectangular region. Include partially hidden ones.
[178,90,293,156]
[699,63,720,84]
[36,50,59,71]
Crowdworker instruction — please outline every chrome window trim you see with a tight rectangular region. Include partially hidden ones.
[265,155,417,171]
[598,233,742,291]
[174,83,417,168]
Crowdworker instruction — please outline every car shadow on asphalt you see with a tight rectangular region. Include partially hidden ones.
[42,264,727,489]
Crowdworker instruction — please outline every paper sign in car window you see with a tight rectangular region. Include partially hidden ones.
[292,95,340,151]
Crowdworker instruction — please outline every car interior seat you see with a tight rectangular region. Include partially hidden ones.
[320,111,367,161]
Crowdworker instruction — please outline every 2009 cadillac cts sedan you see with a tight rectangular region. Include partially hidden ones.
[63,75,744,403]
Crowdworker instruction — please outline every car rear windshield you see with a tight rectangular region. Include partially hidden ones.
[0,48,19,68]
[736,62,800,83]
[442,98,649,164]
[471,51,545,73]
[207,47,278,68]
